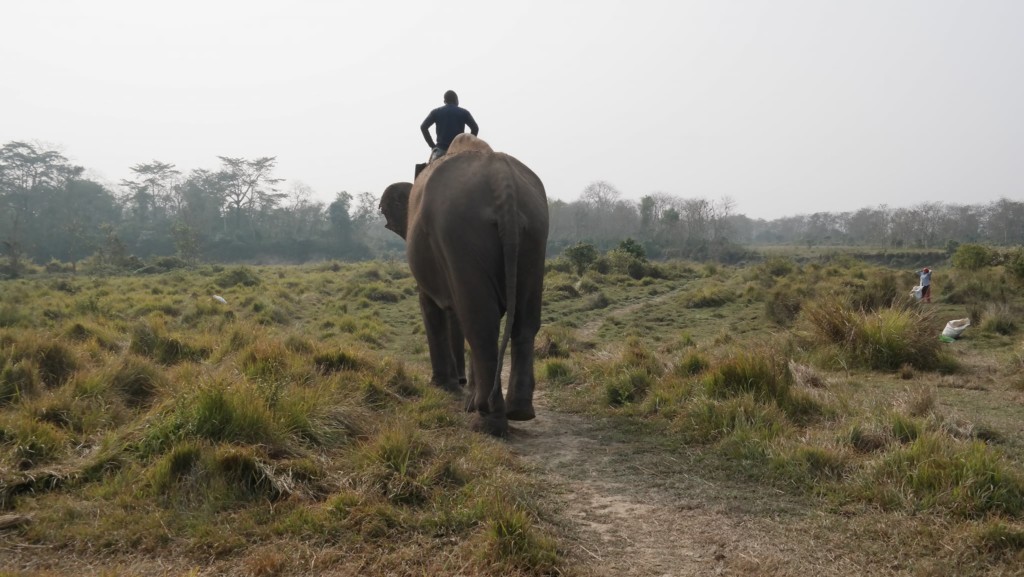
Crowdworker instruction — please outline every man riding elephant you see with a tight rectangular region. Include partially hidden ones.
[420,90,479,163]
[380,134,548,437]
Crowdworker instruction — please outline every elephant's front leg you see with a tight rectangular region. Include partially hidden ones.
[419,292,461,393]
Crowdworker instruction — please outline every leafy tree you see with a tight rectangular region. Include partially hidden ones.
[618,238,647,262]
[171,221,200,266]
[329,191,354,242]
[563,242,598,275]
[218,156,283,237]
[0,141,87,272]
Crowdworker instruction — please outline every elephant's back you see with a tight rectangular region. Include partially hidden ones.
[421,152,547,228]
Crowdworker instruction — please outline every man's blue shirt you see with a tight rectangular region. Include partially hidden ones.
[421,104,479,150]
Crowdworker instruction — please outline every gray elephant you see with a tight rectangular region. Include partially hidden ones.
[380,134,549,437]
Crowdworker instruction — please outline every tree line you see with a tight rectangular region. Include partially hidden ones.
[727,201,1024,249]
[2,140,1022,277]
[0,141,402,276]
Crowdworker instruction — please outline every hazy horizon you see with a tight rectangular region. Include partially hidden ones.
[3,0,1021,220]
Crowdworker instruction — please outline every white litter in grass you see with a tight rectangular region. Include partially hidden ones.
[942,318,970,338]
[212,295,228,305]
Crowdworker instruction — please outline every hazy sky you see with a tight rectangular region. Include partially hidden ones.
[3,0,1021,220]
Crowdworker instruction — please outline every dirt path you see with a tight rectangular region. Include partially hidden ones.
[508,400,888,577]
[505,290,870,577]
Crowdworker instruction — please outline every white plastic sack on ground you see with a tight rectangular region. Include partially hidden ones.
[942,318,971,338]
[910,285,923,300]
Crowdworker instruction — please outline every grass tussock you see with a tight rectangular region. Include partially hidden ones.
[978,302,1017,335]
[480,498,559,573]
[802,297,954,371]
[1,358,40,405]
[681,284,735,308]
[534,325,590,359]
[856,433,1024,517]
[130,320,212,365]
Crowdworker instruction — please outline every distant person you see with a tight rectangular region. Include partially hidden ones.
[917,267,932,303]
[421,90,478,163]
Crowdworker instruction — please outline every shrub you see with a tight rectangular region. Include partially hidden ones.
[214,266,261,288]
[617,238,647,262]
[605,249,646,279]
[952,244,994,271]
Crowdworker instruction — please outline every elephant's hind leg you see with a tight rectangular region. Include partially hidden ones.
[505,316,540,421]
[505,259,544,421]
[456,300,507,437]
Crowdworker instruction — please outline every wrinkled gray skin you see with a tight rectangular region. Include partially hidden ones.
[380,145,548,437]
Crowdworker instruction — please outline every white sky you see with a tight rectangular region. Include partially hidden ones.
[3,0,1021,220]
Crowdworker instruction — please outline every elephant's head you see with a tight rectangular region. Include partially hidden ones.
[379,182,412,240]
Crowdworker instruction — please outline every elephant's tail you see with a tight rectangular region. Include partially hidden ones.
[491,156,519,411]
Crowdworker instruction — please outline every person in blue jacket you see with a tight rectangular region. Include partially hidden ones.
[917,267,932,303]
[421,90,479,163]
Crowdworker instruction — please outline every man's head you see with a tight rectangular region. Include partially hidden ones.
[443,90,458,105]
[923,268,930,273]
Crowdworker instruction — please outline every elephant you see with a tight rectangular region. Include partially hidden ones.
[380,134,549,437]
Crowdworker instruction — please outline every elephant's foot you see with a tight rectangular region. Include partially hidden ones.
[471,412,508,438]
[504,399,536,421]
[431,377,463,395]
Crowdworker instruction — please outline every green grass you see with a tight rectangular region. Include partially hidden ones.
[0,263,563,575]
[2,254,1023,575]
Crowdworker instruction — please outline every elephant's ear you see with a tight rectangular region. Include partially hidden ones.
[380,182,412,240]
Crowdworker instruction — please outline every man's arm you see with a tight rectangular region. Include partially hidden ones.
[466,111,479,136]
[420,112,437,148]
